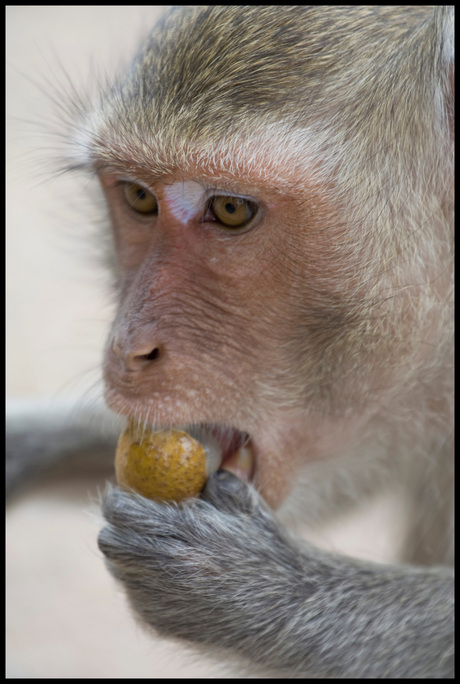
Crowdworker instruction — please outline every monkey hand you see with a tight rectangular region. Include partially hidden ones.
[98,471,307,667]
[98,471,453,678]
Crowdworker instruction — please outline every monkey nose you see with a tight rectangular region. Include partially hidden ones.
[111,334,163,370]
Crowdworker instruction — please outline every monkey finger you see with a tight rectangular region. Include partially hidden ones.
[201,469,259,515]
[100,484,164,531]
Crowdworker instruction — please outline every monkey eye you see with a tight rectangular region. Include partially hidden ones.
[123,183,158,215]
[209,196,257,229]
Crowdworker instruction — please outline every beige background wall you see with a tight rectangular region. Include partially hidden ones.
[7,5,161,401]
[7,6,220,678]
[7,6,404,678]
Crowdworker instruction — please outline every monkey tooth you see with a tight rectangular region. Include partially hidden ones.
[221,444,254,482]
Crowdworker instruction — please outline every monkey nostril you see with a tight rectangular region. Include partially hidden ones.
[113,339,164,368]
[142,347,161,361]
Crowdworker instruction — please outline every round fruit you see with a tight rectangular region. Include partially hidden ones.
[115,425,208,502]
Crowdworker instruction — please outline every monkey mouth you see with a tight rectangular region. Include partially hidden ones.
[124,419,255,483]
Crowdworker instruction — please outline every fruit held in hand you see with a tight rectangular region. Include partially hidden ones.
[115,424,208,502]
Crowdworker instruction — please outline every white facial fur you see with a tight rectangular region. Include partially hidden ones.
[163,180,207,224]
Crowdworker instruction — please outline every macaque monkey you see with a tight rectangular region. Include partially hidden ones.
[7,5,453,678]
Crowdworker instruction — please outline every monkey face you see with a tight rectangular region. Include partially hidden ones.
[97,164,381,509]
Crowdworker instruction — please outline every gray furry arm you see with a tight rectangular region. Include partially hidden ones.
[98,471,454,678]
[6,402,118,494]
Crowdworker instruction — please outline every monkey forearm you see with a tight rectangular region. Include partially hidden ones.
[99,472,453,678]
[287,560,453,678]
[6,400,118,494]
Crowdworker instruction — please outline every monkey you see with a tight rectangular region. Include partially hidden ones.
[7,5,454,679]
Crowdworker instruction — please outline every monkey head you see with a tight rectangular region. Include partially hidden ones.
[72,7,452,510]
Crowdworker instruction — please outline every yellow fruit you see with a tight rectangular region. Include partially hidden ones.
[115,424,208,502]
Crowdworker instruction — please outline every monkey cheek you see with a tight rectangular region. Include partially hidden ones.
[247,444,296,510]
[256,467,297,510]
